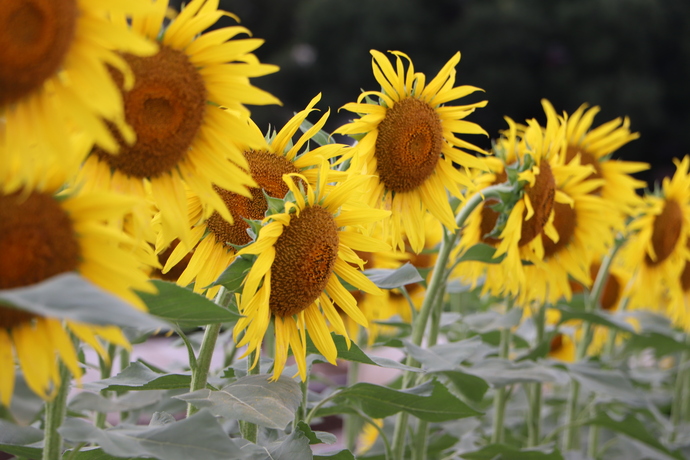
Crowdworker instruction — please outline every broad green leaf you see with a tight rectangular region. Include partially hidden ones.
[176,374,301,429]
[0,273,168,330]
[137,280,239,327]
[364,263,424,289]
[59,411,247,460]
[460,443,564,460]
[213,256,254,292]
[296,421,337,445]
[314,450,356,460]
[455,243,506,264]
[469,359,566,387]
[69,390,164,413]
[266,426,313,460]
[556,307,636,333]
[461,309,523,334]
[623,332,690,357]
[307,333,421,373]
[331,379,482,421]
[588,412,683,460]
[566,362,643,404]
[404,339,490,402]
[86,362,191,392]
[62,448,146,460]
[0,420,43,459]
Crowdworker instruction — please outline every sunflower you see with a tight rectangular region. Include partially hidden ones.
[335,50,489,254]
[455,113,588,299]
[0,164,156,405]
[0,0,157,186]
[622,156,690,322]
[547,332,576,363]
[517,102,622,305]
[562,101,647,215]
[158,94,349,298]
[76,0,280,246]
[233,161,390,380]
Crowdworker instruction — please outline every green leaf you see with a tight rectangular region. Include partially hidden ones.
[623,332,690,357]
[68,390,164,413]
[307,333,421,373]
[213,256,254,293]
[364,263,423,289]
[314,450,356,460]
[566,362,643,404]
[137,280,239,327]
[176,374,301,429]
[588,412,683,460]
[404,338,490,402]
[331,379,482,421]
[266,427,313,460]
[62,448,146,460]
[469,359,566,387]
[295,421,337,445]
[0,420,43,459]
[456,243,506,264]
[59,411,247,460]
[461,309,523,334]
[0,273,168,330]
[556,306,636,333]
[460,443,564,460]
[86,362,191,392]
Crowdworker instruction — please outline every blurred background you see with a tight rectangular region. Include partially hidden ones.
[178,0,690,186]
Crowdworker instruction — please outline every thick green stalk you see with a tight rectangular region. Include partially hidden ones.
[671,346,690,443]
[186,322,221,417]
[344,329,362,451]
[391,184,513,459]
[95,344,117,429]
[491,310,513,444]
[412,287,445,460]
[241,349,261,443]
[563,241,622,452]
[527,304,546,447]
[43,362,71,460]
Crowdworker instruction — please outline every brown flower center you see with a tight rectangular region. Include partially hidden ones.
[93,45,206,178]
[269,206,339,317]
[206,150,301,247]
[519,161,556,246]
[549,334,564,354]
[0,191,80,329]
[0,0,77,106]
[375,97,443,193]
[152,239,193,282]
[542,201,577,258]
[595,265,621,311]
[681,261,690,293]
[645,198,683,266]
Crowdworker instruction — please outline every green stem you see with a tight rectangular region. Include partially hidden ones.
[304,389,343,425]
[527,303,546,447]
[42,362,70,460]
[671,345,690,443]
[412,285,446,460]
[186,322,221,417]
[563,240,622,452]
[491,307,513,444]
[390,184,513,460]
[95,344,116,429]
[587,405,600,459]
[241,349,261,443]
[344,328,362,451]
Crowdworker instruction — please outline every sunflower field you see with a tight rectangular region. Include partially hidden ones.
[2,1,690,460]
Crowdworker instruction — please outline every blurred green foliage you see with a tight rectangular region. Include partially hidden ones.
[206,0,690,183]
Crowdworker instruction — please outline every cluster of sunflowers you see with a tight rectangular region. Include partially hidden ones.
[2,0,690,458]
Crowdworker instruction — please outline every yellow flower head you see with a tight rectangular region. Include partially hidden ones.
[335,50,488,254]
[157,94,350,299]
[0,164,156,405]
[233,161,390,380]
[0,0,157,186]
[76,0,280,247]
[622,156,690,325]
